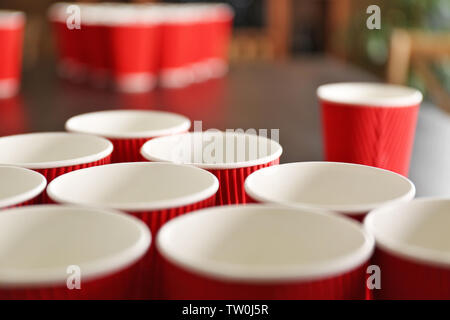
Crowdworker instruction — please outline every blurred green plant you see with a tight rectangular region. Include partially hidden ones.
[347,0,450,94]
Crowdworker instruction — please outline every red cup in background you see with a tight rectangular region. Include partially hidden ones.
[364,198,450,300]
[0,205,151,300]
[188,5,211,83]
[160,4,218,88]
[104,5,163,93]
[245,161,415,221]
[65,109,191,163]
[159,4,233,88]
[141,131,282,205]
[157,205,374,299]
[0,10,25,99]
[203,4,233,79]
[0,166,46,209]
[49,3,233,90]
[79,4,110,88]
[159,5,203,88]
[318,82,422,177]
[48,3,72,78]
[47,162,219,298]
[176,4,229,84]
[48,3,86,82]
[0,132,113,189]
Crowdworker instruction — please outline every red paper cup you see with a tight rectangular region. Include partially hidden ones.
[104,5,163,93]
[0,132,113,188]
[159,5,201,88]
[159,4,233,86]
[141,131,282,205]
[48,3,72,78]
[187,5,212,83]
[175,4,231,83]
[0,166,46,209]
[202,4,233,79]
[65,110,190,163]
[364,198,450,299]
[0,10,25,99]
[79,4,111,88]
[318,82,422,177]
[47,162,219,298]
[48,3,86,82]
[157,205,374,299]
[245,162,415,221]
[0,205,150,300]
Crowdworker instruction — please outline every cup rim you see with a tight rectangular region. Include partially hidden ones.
[160,3,234,24]
[0,166,47,209]
[364,197,450,268]
[47,3,71,22]
[140,131,283,170]
[98,4,166,25]
[65,109,191,139]
[48,3,234,25]
[157,204,375,282]
[0,10,25,28]
[244,161,416,215]
[317,82,423,107]
[47,162,219,212]
[0,205,151,287]
[0,132,113,169]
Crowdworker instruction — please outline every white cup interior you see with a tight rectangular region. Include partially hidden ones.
[0,166,46,209]
[245,162,415,214]
[0,205,151,286]
[317,82,423,107]
[364,198,450,267]
[157,205,374,281]
[141,131,282,169]
[47,162,219,211]
[66,110,191,139]
[0,132,113,169]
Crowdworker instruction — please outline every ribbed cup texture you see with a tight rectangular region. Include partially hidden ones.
[0,256,149,300]
[372,248,450,300]
[33,155,111,203]
[209,158,280,205]
[108,138,150,163]
[1,195,42,211]
[127,195,217,299]
[110,132,189,163]
[161,257,369,299]
[246,196,369,224]
[321,101,419,177]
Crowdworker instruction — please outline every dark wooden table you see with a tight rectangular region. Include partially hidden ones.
[2,56,449,197]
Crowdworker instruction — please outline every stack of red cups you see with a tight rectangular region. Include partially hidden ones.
[48,3,234,91]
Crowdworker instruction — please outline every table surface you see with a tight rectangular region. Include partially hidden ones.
[2,56,450,197]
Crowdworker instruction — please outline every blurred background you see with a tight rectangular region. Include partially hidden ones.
[3,0,449,94]
[0,0,449,196]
